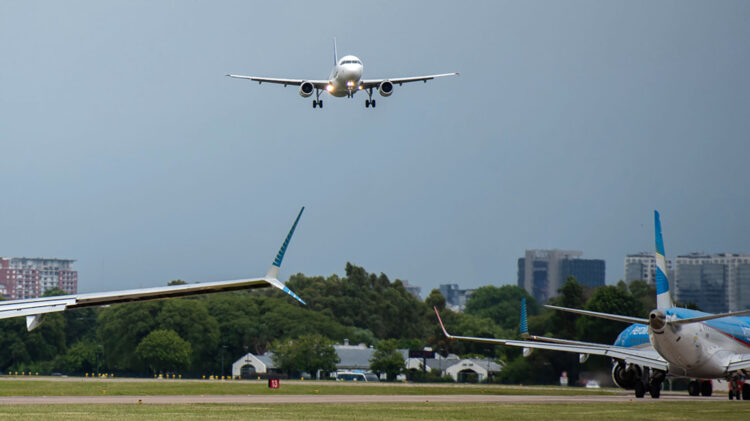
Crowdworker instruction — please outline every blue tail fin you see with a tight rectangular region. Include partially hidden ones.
[654,210,674,309]
[520,298,529,337]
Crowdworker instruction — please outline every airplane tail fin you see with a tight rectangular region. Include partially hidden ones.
[654,210,674,309]
[265,207,306,305]
[333,38,338,66]
[520,298,529,338]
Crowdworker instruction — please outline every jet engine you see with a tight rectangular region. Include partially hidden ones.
[611,361,640,390]
[299,81,314,98]
[378,80,394,97]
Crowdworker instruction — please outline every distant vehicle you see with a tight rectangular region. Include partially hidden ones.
[585,380,601,389]
[334,371,379,382]
[227,39,458,109]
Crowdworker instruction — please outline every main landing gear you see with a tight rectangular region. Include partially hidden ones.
[634,367,665,399]
[687,380,712,397]
[728,378,750,400]
[365,88,376,108]
[312,88,323,109]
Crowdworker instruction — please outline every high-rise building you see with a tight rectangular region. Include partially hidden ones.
[517,249,605,304]
[401,280,422,300]
[439,283,474,312]
[624,252,675,291]
[672,253,750,313]
[0,257,77,300]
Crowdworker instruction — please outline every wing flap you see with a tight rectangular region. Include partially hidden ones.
[361,72,458,88]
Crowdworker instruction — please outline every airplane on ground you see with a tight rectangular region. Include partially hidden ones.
[0,207,307,332]
[436,211,750,400]
[226,39,458,109]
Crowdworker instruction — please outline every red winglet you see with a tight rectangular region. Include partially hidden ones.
[434,306,451,338]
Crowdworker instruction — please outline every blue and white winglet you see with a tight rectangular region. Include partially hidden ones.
[0,207,307,331]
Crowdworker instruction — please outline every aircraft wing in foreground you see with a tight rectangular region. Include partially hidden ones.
[0,207,307,331]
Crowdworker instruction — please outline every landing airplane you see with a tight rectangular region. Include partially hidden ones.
[0,207,307,332]
[436,211,750,400]
[226,39,458,108]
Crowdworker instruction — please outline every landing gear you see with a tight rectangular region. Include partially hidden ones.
[312,88,323,109]
[701,380,713,397]
[632,366,664,399]
[688,380,700,396]
[634,382,645,398]
[364,88,376,108]
[743,383,750,400]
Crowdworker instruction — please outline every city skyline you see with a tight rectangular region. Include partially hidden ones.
[1,1,748,295]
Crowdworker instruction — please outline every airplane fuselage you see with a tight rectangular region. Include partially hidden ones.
[648,308,750,378]
[327,55,364,97]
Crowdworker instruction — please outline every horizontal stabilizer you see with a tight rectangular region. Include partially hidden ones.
[668,309,750,325]
[544,305,649,325]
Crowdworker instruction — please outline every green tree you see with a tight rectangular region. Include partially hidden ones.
[156,299,219,372]
[136,329,192,373]
[425,289,446,311]
[271,334,339,379]
[464,285,538,331]
[577,285,643,344]
[369,339,405,381]
[97,301,161,372]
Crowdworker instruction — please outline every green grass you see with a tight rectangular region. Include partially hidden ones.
[0,378,617,396]
[0,402,748,420]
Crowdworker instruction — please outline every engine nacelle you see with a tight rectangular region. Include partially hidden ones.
[378,80,394,97]
[611,361,640,390]
[299,81,314,98]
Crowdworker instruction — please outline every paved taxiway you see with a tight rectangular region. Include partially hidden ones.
[0,393,732,404]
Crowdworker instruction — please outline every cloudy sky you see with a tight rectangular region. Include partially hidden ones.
[1,1,748,295]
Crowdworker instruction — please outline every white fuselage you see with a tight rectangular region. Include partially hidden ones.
[327,55,364,97]
[649,319,750,378]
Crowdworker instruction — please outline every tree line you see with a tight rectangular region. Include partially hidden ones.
[0,263,661,384]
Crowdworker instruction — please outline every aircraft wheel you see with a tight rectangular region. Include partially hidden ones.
[688,380,700,396]
[319,100,323,108]
[312,100,317,108]
[372,99,376,108]
[742,383,750,400]
[365,100,370,108]
[648,384,661,399]
[634,382,645,398]
[701,380,713,397]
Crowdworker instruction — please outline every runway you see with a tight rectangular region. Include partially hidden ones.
[0,393,731,405]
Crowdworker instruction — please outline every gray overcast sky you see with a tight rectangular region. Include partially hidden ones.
[1,1,748,295]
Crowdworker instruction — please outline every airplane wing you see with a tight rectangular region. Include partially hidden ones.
[225,75,329,88]
[726,355,750,373]
[435,307,668,371]
[360,72,458,88]
[2,207,307,331]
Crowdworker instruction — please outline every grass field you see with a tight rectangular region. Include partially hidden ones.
[0,378,616,396]
[0,402,748,420]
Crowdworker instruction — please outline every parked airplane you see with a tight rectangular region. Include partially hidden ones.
[436,211,750,400]
[0,207,307,332]
[226,39,458,108]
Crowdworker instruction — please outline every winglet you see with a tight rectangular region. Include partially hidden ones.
[264,207,306,305]
[654,210,674,309]
[266,207,304,280]
[434,306,452,338]
[520,298,529,338]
